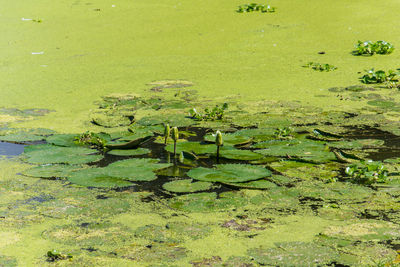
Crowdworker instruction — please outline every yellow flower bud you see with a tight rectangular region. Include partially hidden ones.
[171,127,179,141]
[215,131,223,146]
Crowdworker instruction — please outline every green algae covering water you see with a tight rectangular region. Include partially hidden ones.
[2,0,400,266]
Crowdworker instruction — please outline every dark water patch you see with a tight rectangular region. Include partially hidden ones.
[343,125,400,161]
[0,141,25,157]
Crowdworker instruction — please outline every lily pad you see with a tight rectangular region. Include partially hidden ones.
[23,146,102,165]
[46,134,80,147]
[137,114,194,127]
[104,158,171,181]
[256,139,336,163]
[106,132,153,149]
[22,164,81,179]
[91,113,133,128]
[107,148,150,156]
[204,133,252,146]
[0,133,45,143]
[162,179,214,193]
[219,149,264,160]
[187,164,271,183]
[165,141,215,155]
[67,168,134,187]
[68,158,170,186]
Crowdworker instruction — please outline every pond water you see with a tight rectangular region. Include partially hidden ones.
[2,0,400,266]
[0,142,25,157]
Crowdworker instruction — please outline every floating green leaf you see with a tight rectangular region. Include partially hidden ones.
[162,179,214,193]
[23,146,102,165]
[256,139,335,163]
[165,141,215,155]
[187,164,271,183]
[107,148,150,156]
[67,168,134,187]
[0,133,45,143]
[22,164,81,179]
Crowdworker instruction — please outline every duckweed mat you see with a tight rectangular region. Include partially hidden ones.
[2,90,400,266]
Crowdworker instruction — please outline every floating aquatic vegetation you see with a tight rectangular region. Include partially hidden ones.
[148,80,193,93]
[303,62,337,72]
[360,68,399,84]
[165,141,215,155]
[248,242,338,266]
[117,243,187,263]
[354,40,394,55]
[74,132,109,149]
[219,149,264,161]
[168,192,247,212]
[91,112,134,128]
[0,255,17,267]
[68,158,171,187]
[46,249,73,262]
[0,132,45,143]
[256,139,336,163]
[67,168,134,188]
[43,222,134,247]
[237,3,276,13]
[134,221,211,242]
[204,132,252,146]
[22,164,81,179]
[345,161,388,184]
[187,164,271,184]
[136,114,194,127]
[106,148,150,156]
[223,178,277,189]
[189,103,228,121]
[23,146,102,165]
[162,179,214,193]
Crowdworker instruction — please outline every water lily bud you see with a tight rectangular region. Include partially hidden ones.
[171,127,179,141]
[164,124,170,137]
[216,131,223,146]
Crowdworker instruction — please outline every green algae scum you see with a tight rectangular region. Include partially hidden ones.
[3,0,400,266]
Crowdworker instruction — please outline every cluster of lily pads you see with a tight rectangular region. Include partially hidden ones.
[236,3,276,13]
[360,68,400,84]
[303,62,337,72]
[354,40,394,56]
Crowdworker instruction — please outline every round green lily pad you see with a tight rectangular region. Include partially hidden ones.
[104,158,171,181]
[0,133,45,143]
[107,148,150,156]
[67,168,134,187]
[67,158,171,186]
[204,133,252,146]
[23,146,103,165]
[219,149,263,160]
[46,134,79,147]
[256,139,335,163]
[22,164,81,179]
[162,179,214,193]
[165,141,215,155]
[187,164,271,183]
